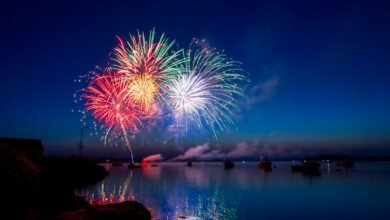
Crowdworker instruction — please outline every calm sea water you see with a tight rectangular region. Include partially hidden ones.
[76,162,390,220]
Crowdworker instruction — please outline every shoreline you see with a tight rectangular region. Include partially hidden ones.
[0,142,151,220]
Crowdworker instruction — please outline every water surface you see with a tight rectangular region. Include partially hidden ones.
[76,162,390,219]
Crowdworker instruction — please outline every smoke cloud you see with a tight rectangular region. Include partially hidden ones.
[246,76,279,106]
[143,153,164,162]
[171,142,260,161]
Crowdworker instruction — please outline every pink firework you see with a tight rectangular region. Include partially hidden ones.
[83,73,141,133]
[83,72,141,163]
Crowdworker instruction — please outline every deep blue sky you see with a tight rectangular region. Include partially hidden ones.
[1,0,389,157]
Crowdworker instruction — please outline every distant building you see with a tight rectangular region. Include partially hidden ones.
[0,137,44,160]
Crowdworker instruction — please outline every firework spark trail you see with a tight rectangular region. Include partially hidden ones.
[166,47,247,138]
[83,73,141,164]
[112,30,184,112]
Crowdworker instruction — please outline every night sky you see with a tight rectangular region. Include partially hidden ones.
[1,0,389,158]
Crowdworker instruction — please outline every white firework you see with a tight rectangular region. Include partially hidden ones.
[166,48,247,137]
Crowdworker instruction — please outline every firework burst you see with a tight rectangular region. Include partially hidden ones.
[113,30,183,111]
[167,46,247,138]
[83,72,141,163]
[125,74,158,112]
[75,31,249,161]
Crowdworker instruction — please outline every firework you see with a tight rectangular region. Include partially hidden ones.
[83,72,141,163]
[166,47,247,138]
[75,31,249,161]
[126,74,158,112]
[113,30,184,111]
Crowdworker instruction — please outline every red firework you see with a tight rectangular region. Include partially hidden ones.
[83,72,141,135]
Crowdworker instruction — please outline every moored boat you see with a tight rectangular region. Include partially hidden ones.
[112,162,123,167]
[301,160,321,175]
[128,163,142,169]
[258,153,272,171]
[336,160,354,167]
[224,160,234,169]
[291,161,303,172]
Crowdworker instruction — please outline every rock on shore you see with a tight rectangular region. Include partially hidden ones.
[54,201,151,220]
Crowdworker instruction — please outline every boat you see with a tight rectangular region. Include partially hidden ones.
[128,163,142,169]
[187,161,192,167]
[291,161,302,172]
[111,162,123,167]
[258,153,272,171]
[336,160,354,168]
[224,160,234,169]
[301,160,321,175]
[151,164,159,167]
[291,164,302,172]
